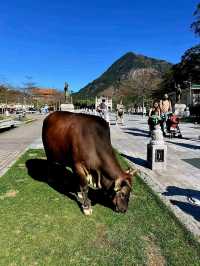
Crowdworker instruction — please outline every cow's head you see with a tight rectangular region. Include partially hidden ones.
[112,169,137,213]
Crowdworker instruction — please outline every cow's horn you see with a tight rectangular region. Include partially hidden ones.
[114,178,122,192]
[126,168,138,176]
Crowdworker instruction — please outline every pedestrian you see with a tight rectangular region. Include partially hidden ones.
[116,100,124,125]
[149,101,161,117]
[148,101,161,132]
[98,99,109,123]
[159,94,172,135]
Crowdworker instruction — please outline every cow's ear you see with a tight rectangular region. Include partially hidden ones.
[114,178,132,191]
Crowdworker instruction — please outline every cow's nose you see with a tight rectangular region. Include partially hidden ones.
[116,206,127,213]
[115,206,120,212]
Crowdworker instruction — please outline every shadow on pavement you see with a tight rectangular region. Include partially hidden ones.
[121,153,147,167]
[123,131,149,138]
[163,186,200,221]
[170,200,200,222]
[182,158,200,170]
[0,127,14,133]
[166,141,200,150]
[125,127,149,134]
[26,159,114,212]
[163,186,200,198]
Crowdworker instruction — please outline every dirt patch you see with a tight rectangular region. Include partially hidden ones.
[0,190,19,200]
[143,236,166,266]
[92,224,111,248]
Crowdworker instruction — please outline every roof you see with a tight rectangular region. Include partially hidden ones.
[31,88,59,96]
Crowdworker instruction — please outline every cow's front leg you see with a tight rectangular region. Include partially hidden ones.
[80,185,92,215]
[75,164,92,215]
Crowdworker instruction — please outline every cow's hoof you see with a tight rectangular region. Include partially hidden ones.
[83,206,93,216]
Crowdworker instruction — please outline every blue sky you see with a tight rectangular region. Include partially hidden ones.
[0,0,199,92]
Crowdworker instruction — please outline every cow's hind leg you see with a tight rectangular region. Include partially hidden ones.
[74,164,92,215]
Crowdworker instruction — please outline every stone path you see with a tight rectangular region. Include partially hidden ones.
[0,115,44,177]
[110,114,200,239]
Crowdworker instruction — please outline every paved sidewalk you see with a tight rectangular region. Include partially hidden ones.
[110,114,200,239]
[0,115,44,177]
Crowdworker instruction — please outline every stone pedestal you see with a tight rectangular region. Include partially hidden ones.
[147,125,167,170]
[60,103,74,112]
[174,103,186,117]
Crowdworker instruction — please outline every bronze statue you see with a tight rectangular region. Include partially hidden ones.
[64,82,70,103]
[175,84,182,103]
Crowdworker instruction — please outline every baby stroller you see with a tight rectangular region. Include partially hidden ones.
[166,113,182,138]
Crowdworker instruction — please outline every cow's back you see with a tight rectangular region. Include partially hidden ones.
[42,111,111,168]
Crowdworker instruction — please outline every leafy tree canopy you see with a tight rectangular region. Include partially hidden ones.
[191,3,200,36]
[160,44,200,94]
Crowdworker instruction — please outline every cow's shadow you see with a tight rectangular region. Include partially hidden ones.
[25,159,114,212]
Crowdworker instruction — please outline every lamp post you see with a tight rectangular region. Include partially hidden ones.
[184,81,192,106]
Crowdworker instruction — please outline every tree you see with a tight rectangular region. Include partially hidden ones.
[22,76,37,105]
[191,3,200,36]
[160,44,200,94]
[178,45,200,83]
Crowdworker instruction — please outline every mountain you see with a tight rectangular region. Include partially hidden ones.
[76,52,172,99]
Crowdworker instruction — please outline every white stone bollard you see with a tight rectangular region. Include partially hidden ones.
[147,125,167,170]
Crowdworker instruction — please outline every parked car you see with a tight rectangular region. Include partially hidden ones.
[26,108,37,114]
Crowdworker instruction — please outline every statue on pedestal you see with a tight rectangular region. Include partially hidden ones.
[175,84,182,103]
[64,82,70,103]
[60,82,74,112]
[174,84,186,117]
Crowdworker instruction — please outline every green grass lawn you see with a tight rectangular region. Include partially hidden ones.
[0,149,200,266]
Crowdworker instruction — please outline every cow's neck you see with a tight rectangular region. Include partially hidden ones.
[100,152,124,187]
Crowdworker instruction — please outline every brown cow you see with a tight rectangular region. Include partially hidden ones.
[42,111,136,215]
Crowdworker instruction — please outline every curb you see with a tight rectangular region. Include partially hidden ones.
[0,146,30,178]
[123,157,200,242]
[24,119,37,124]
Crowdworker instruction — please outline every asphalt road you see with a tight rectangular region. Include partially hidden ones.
[0,114,45,177]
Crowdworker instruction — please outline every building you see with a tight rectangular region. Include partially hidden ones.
[191,84,200,106]
[31,88,62,105]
